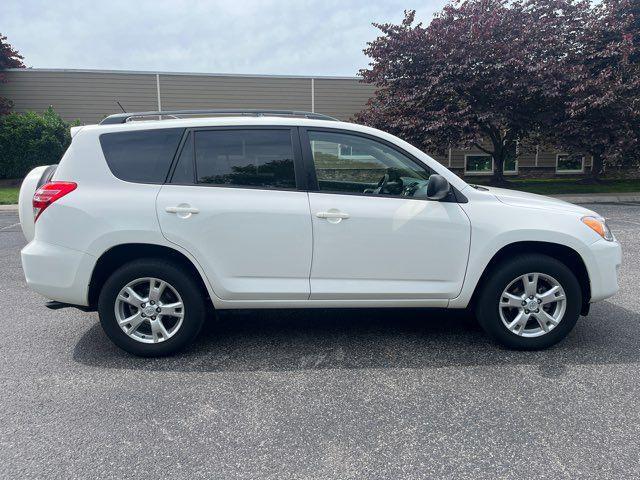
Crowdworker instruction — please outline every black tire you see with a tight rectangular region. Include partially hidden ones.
[98,258,207,357]
[475,254,582,350]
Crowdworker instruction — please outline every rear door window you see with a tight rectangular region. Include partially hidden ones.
[193,129,296,189]
[100,128,184,183]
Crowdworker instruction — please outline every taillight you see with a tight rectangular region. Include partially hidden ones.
[33,181,77,222]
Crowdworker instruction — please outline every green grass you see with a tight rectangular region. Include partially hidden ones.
[0,187,19,205]
[473,178,640,195]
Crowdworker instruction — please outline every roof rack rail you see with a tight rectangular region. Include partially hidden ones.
[100,109,338,125]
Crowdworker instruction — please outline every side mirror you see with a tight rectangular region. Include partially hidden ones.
[426,174,451,200]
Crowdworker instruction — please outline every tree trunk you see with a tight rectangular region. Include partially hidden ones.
[490,149,509,186]
[485,134,513,186]
[591,153,604,181]
[579,153,605,184]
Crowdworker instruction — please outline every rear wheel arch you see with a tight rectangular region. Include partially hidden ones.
[469,241,591,314]
[88,243,212,309]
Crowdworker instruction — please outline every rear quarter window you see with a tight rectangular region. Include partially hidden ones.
[99,128,184,183]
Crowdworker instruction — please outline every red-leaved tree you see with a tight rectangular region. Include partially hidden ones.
[355,1,591,184]
[551,0,640,180]
[0,33,26,115]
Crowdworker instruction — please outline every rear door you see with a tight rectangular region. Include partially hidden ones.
[157,127,313,301]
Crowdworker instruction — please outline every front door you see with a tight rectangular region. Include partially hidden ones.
[302,128,471,301]
[157,127,312,301]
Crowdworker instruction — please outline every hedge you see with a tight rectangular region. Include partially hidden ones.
[0,107,77,179]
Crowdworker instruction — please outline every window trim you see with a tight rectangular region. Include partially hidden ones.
[556,153,585,174]
[166,129,194,184]
[298,127,463,203]
[464,153,494,176]
[167,125,305,192]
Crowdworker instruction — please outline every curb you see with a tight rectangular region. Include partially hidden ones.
[0,205,19,212]
[550,193,640,204]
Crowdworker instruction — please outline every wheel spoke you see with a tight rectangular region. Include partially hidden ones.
[160,301,184,317]
[538,309,559,326]
[151,319,170,343]
[149,279,167,303]
[501,292,525,308]
[533,312,550,332]
[507,311,528,335]
[538,285,565,305]
[119,311,145,333]
[523,273,539,297]
[119,287,145,307]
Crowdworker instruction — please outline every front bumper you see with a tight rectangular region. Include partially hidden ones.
[586,238,622,303]
[21,240,95,306]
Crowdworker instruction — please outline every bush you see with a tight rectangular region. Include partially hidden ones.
[0,107,77,179]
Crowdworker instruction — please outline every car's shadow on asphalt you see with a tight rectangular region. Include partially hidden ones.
[72,301,640,375]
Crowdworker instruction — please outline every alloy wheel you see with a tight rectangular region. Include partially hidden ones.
[498,272,567,338]
[114,277,185,344]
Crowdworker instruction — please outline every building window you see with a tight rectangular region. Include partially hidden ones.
[465,154,493,175]
[556,154,584,173]
[504,156,518,174]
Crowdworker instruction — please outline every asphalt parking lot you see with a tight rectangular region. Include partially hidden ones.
[1,203,639,479]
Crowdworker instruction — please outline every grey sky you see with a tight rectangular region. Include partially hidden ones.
[3,0,447,76]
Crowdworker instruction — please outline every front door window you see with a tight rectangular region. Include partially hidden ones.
[307,130,432,197]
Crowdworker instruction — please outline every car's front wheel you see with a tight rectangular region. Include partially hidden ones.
[476,254,582,349]
[98,259,206,356]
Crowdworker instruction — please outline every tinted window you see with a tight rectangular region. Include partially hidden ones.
[307,131,431,197]
[171,132,194,184]
[100,128,184,183]
[195,129,296,189]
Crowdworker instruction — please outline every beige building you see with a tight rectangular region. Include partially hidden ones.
[2,68,593,178]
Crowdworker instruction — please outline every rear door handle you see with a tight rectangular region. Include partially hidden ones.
[316,210,350,223]
[166,206,199,214]
[165,205,199,217]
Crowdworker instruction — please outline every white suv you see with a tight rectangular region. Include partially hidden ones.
[19,110,621,356]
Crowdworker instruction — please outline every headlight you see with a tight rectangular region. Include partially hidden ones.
[581,216,614,241]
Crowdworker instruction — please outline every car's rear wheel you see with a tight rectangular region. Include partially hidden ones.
[98,258,206,356]
[475,254,582,349]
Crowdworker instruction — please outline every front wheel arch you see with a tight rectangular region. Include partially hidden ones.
[469,241,591,315]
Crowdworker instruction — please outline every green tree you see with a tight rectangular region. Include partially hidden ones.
[0,33,26,115]
[0,107,76,179]
[550,0,640,181]
[355,1,591,184]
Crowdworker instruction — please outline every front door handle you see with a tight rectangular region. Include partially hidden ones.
[316,210,350,223]
[165,204,199,218]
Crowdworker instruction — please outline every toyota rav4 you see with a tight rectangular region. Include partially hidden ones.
[19,110,621,356]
